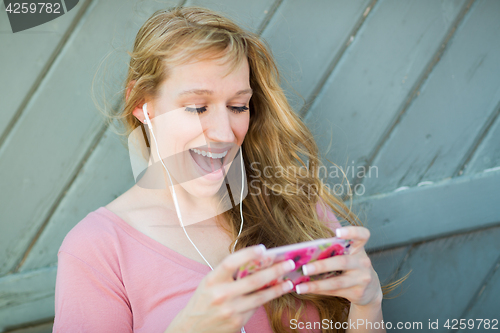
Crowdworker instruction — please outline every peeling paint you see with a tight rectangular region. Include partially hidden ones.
[394,186,410,193]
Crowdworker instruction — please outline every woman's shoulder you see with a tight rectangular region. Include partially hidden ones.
[58,206,121,260]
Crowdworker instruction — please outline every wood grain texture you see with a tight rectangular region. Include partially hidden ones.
[381,226,500,331]
[0,0,181,276]
[0,0,86,142]
[4,321,53,333]
[368,246,410,286]
[356,168,500,251]
[303,0,467,187]
[260,0,371,114]
[185,0,276,34]
[459,255,500,329]
[363,0,500,195]
[0,267,56,332]
[19,129,135,271]
[463,106,500,175]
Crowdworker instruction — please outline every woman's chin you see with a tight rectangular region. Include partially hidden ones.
[182,178,225,199]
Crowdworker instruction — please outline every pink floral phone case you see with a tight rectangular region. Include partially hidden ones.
[233,237,353,292]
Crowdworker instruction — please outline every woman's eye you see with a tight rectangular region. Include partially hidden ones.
[184,106,249,114]
[229,106,249,114]
[184,106,207,114]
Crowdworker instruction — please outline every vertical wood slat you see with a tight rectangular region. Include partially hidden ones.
[363,0,500,195]
[303,0,468,189]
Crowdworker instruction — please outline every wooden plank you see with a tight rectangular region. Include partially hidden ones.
[4,321,53,333]
[363,0,500,195]
[303,0,467,187]
[463,108,500,175]
[460,256,500,329]
[368,246,409,286]
[0,1,87,141]
[260,0,372,113]
[355,168,500,252]
[20,0,276,271]
[0,267,56,332]
[0,0,182,276]
[185,0,276,34]
[19,129,135,271]
[381,226,500,330]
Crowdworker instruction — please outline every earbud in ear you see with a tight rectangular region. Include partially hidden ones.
[142,103,151,126]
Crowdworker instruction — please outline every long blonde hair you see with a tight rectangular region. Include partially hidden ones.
[98,6,405,332]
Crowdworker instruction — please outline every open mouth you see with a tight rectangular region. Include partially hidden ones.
[189,148,229,174]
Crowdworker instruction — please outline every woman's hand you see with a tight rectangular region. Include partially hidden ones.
[295,226,383,308]
[166,245,297,333]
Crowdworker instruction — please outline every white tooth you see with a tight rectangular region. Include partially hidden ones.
[190,148,229,159]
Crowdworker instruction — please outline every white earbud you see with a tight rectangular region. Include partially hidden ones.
[142,103,152,127]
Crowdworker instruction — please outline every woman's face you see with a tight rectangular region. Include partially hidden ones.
[144,55,252,200]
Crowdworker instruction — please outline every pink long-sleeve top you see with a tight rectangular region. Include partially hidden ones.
[53,201,342,333]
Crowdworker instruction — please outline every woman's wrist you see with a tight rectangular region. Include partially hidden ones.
[351,290,384,312]
[347,290,385,333]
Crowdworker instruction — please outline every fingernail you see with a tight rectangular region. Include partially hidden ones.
[336,228,345,238]
[284,259,296,271]
[282,280,294,292]
[302,264,315,275]
[295,283,308,294]
[255,244,266,254]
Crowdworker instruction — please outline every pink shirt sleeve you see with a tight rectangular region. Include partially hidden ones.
[315,197,342,232]
[53,232,133,332]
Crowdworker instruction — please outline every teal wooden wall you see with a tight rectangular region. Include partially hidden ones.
[1,0,499,331]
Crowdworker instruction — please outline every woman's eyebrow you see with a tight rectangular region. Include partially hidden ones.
[177,88,253,97]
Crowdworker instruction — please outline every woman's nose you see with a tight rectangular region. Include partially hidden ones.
[202,105,236,143]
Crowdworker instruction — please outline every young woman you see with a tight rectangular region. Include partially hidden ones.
[54,6,388,333]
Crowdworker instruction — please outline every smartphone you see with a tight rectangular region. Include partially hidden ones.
[233,237,353,292]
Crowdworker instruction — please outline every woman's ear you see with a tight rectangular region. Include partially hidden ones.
[127,80,153,123]
[132,104,147,124]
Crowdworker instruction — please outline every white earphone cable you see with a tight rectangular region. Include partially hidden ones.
[143,104,247,333]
